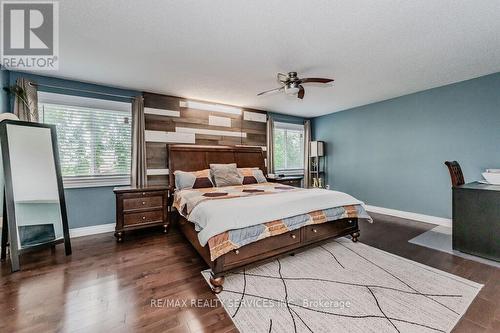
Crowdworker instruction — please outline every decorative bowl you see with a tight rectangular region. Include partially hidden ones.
[482,172,500,185]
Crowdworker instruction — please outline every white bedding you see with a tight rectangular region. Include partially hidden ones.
[188,188,365,246]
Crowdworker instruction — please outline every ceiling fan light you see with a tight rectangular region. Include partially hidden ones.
[285,84,300,95]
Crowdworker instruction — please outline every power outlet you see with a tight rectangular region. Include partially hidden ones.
[325,184,330,190]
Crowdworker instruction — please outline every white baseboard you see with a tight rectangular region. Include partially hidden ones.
[365,205,452,228]
[69,223,115,238]
[0,220,114,238]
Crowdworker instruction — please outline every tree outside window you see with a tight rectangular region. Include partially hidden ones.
[273,122,304,173]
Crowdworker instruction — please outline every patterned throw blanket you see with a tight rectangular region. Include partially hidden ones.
[174,183,372,261]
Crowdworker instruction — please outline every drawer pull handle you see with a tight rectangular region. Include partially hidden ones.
[291,234,296,239]
[313,228,318,233]
[142,192,146,196]
[348,220,353,224]
[234,250,240,255]
[142,201,146,205]
[142,216,146,220]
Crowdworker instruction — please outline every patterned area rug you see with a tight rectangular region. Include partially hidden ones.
[202,238,482,333]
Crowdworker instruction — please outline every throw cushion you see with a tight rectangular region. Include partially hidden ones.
[210,163,243,187]
[174,169,214,190]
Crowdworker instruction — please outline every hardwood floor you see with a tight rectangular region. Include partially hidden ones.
[0,214,498,332]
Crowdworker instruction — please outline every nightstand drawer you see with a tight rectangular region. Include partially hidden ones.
[124,210,163,226]
[123,196,163,211]
[266,177,303,188]
[280,179,301,187]
[114,186,170,242]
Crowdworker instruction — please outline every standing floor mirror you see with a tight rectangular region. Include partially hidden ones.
[0,120,71,272]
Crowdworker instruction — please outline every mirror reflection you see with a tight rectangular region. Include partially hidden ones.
[6,124,64,249]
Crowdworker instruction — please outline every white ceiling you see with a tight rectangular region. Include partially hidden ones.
[37,0,500,117]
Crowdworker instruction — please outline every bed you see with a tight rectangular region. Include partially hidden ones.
[168,145,371,293]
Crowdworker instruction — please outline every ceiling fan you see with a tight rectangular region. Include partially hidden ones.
[257,72,334,99]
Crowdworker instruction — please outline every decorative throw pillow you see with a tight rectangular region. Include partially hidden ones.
[209,163,243,187]
[174,169,214,190]
[238,167,267,184]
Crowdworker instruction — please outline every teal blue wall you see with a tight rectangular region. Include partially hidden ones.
[0,66,9,112]
[8,71,136,104]
[5,71,139,228]
[63,186,117,228]
[270,112,306,124]
[312,72,500,219]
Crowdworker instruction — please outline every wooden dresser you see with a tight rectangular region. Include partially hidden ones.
[113,186,170,242]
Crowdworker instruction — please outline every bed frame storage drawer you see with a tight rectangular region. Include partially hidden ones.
[123,196,163,211]
[222,230,301,267]
[304,219,358,243]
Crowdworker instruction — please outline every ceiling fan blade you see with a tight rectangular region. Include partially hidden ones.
[276,73,289,84]
[299,78,334,84]
[297,85,305,99]
[257,86,284,96]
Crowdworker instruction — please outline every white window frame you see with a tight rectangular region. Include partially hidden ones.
[38,92,132,189]
[274,121,305,176]
[62,175,130,189]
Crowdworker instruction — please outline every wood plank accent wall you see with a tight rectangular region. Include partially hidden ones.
[143,92,267,186]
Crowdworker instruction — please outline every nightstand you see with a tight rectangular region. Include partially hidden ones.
[267,176,303,188]
[113,186,170,242]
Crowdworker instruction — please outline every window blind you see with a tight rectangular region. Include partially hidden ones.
[273,122,304,172]
[39,96,132,180]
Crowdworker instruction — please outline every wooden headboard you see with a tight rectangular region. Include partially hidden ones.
[168,145,266,185]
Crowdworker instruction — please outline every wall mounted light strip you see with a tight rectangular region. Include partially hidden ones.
[179,100,242,115]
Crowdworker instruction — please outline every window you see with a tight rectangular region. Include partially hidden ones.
[273,122,304,174]
[38,92,132,188]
